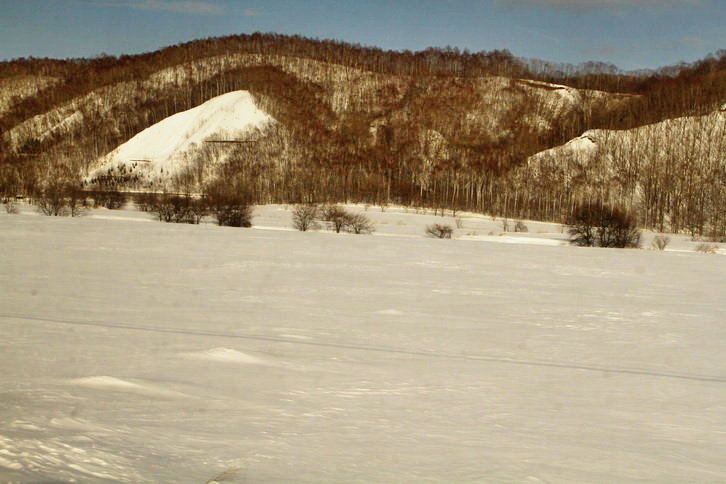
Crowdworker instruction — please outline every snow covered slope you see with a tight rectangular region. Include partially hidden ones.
[522,110,724,181]
[515,109,725,229]
[88,91,274,185]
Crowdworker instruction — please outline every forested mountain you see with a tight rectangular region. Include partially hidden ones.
[0,33,723,237]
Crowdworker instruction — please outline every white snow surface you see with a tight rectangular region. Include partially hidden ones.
[89,90,274,179]
[530,132,598,163]
[183,347,268,365]
[1,205,725,482]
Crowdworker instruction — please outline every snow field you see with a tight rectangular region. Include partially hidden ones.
[0,207,724,482]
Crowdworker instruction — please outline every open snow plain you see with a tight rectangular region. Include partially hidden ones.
[1,205,724,482]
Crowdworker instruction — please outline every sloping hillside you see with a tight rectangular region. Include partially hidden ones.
[88,91,275,187]
[1,52,628,199]
[0,75,60,116]
[0,34,723,236]
[513,110,725,236]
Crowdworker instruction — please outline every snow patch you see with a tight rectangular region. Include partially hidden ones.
[0,455,23,470]
[375,309,405,316]
[69,376,185,398]
[184,347,267,365]
[458,234,565,246]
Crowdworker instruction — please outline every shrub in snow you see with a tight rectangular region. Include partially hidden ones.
[214,204,253,227]
[514,220,528,232]
[187,199,210,225]
[695,243,718,254]
[319,205,349,233]
[35,181,86,217]
[426,224,453,239]
[651,236,670,251]
[203,182,254,228]
[316,205,374,234]
[149,194,180,222]
[292,204,319,231]
[66,188,88,218]
[567,202,641,248]
[92,190,127,209]
[148,194,207,224]
[208,195,252,227]
[3,201,18,214]
[344,213,374,234]
[36,185,68,216]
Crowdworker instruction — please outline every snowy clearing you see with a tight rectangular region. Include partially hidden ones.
[1,206,724,482]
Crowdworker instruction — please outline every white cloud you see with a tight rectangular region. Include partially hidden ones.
[497,0,703,11]
[85,0,226,15]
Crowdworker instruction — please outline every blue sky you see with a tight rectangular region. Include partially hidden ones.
[0,0,723,69]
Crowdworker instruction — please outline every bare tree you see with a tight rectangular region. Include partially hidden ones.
[344,213,374,234]
[66,185,88,217]
[36,183,70,216]
[320,205,349,233]
[3,201,19,214]
[187,198,210,224]
[149,193,179,222]
[292,204,319,231]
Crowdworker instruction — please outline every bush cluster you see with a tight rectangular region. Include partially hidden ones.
[143,190,253,227]
[425,224,453,239]
[695,243,718,254]
[149,194,208,224]
[567,202,641,248]
[89,190,127,209]
[291,204,374,234]
[34,182,87,217]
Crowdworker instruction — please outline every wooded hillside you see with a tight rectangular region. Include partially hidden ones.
[1,34,723,238]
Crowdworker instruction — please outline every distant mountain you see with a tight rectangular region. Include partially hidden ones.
[0,33,723,237]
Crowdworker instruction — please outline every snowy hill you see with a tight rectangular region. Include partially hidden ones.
[514,109,725,232]
[87,91,274,186]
